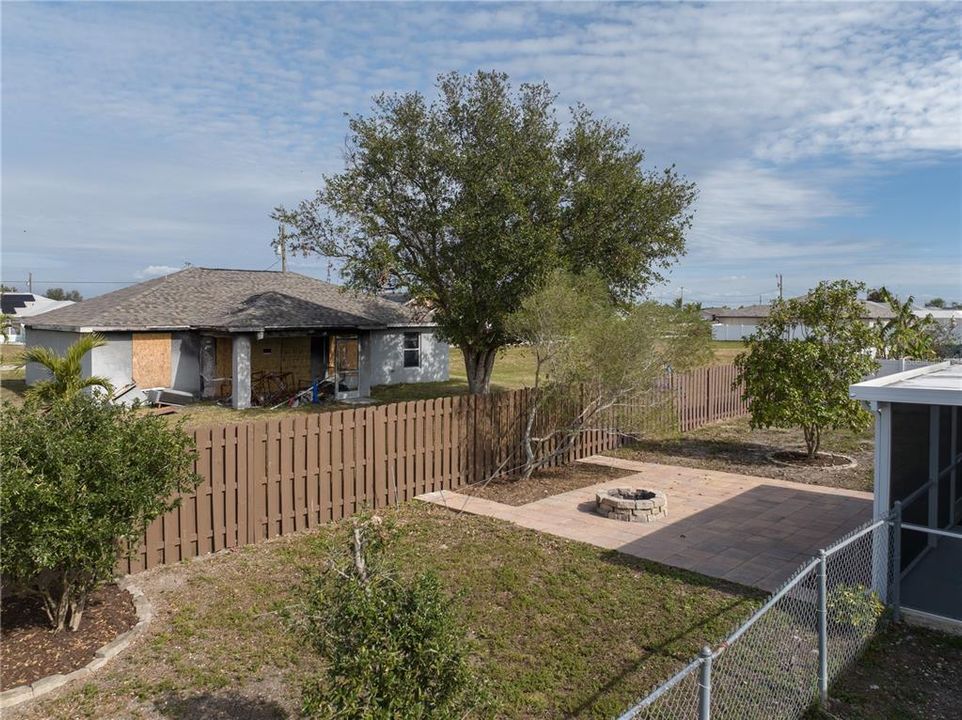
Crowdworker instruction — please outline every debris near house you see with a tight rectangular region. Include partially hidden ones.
[143,387,195,408]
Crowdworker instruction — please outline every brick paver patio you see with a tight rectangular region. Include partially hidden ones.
[418,457,873,592]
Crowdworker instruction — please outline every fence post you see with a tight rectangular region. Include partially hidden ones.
[892,501,902,623]
[698,646,712,720]
[817,548,829,707]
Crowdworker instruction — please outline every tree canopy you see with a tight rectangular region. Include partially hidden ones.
[507,269,710,477]
[45,288,83,302]
[735,280,878,458]
[275,70,695,393]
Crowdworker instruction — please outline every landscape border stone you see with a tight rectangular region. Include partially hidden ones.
[766,450,858,470]
[0,579,151,710]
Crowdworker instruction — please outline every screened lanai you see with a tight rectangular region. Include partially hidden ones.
[850,362,962,629]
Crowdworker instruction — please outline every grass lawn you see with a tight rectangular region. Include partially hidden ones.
[12,503,760,720]
[1,342,25,365]
[708,339,746,364]
[608,415,875,492]
[0,344,26,405]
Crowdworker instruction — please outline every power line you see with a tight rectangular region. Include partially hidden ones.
[1,279,133,285]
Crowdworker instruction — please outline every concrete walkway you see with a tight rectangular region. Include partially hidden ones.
[418,457,873,592]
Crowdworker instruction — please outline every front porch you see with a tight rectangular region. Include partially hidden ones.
[199,330,368,409]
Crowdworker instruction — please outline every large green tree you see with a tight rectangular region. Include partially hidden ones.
[735,280,879,458]
[275,71,695,393]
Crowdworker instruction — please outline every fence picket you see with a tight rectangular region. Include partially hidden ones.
[128,365,747,573]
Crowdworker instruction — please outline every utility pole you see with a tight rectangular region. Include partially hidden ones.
[277,224,287,273]
[679,285,685,305]
[776,273,783,300]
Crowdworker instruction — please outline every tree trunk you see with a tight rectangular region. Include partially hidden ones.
[803,425,821,459]
[462,346,497,395]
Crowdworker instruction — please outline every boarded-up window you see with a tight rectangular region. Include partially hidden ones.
[132,333,172,388]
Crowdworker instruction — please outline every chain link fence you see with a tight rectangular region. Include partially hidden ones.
[618,514,895,720]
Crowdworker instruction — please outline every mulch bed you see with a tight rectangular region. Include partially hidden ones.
[1,584,137,690]
[608,419,874,492]
[460,463,634,506]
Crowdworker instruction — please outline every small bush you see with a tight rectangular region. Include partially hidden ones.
[828,584,885,629]
[300,516,479,719]
[0,394,199,631]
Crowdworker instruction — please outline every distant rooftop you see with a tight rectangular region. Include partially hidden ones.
[707,299,895,321]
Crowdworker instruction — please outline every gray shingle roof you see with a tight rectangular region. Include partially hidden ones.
[25,268,433,332]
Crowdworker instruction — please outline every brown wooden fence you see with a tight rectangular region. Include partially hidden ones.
[120,364,748,574]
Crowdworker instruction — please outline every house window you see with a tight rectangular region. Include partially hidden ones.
[403,332,420,368]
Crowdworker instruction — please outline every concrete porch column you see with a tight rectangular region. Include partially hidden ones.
[232,334,252,410]
[200,336,217,399]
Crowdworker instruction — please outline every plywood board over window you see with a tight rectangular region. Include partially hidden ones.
[132,333,172,388]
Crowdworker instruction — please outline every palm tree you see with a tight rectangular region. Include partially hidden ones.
[877,291,938,360]
[0,313,15,342]
[21,333,113,404]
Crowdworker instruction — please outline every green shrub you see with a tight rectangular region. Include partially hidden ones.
[300,516,479,719]
[0,394,199,631]
[828,584,885,629]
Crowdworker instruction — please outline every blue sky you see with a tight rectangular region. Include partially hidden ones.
[2,1,960,306]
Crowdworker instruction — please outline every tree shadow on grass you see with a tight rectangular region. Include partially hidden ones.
[620,437,779,468]
[155,691,289,720]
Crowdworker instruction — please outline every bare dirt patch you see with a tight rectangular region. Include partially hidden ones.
[1,584,137,690]
[460,463,635,505]
[608,416,873,492]
[806,624,962,720]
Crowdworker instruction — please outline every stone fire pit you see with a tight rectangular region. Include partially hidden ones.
[595,487,668,523]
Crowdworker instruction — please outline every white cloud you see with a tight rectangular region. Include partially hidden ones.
[1,2,959,299]
[136,265,181,279]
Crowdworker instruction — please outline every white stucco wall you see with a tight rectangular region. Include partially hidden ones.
[91,332,133,389]
[367,329,449,387]
[24,329,89,384]
[25,330,202,397]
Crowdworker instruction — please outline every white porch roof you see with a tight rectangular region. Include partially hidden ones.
[850,361,962,406]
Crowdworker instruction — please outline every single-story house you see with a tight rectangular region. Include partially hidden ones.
[24,267,449,408]
[705,300,896,341]
[850,362,962,630]
[0,292,75,343]
[915,307,962,343]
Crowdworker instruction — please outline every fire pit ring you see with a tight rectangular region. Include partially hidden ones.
[595,487,668,523]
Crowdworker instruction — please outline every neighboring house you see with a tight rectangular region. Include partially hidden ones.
[0,293,75,343]
[850,362,962,630]
[704,300,896,341]
[24,267,449,408]
[915,307,962,342]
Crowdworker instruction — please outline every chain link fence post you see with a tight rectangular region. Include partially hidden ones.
[891,501,902,623]
[817,549,828,707]
[698,646,712,720]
